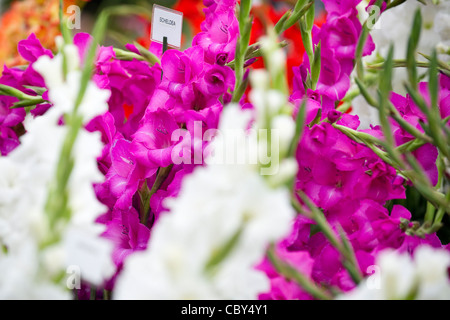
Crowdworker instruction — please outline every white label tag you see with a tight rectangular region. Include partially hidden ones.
[151,4,183,49]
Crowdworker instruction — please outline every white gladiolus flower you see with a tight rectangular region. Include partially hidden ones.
[352,0,450,128]
[271,114,296,156]
[33,44,110,122]
[366,0,449,62]
[114,105,296,300]
[338,245,450,300]
[349,92,381,130]
[0,240,71,300]
[414,246,450,299]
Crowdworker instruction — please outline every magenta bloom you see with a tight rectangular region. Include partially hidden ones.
[73,32,162,139]
[161,46,205,85]
[193,10,239,64]
[17,33,53,63]
[257,241,315,300]
[316,47,353,101]
[131,109,183,169]
[319,9,375,60]
[202,0,237,33]
[367,0,387,12]
[321,0,363,15]
[199,64,235,96]
[101,207,150,267]
[0,127,20,156]
[148,46,205,116]
[382,90,441,186]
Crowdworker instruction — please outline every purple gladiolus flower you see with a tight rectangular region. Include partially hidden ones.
[17,33,53,63]
[101,207,150,267]
[193,10,239,64]
[321,0,363,15]
[316,47,353,101]
[131,109,184,169]
[319,9,375,59]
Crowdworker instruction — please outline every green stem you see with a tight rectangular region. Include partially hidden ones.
[90,286,96,300]
[424,201,436,223]
[432,191,450,229]
[386,0,407,10]
[141,165,173,225]
[103,289,111,300]
[267,244,333,300]
[295,193,363,284]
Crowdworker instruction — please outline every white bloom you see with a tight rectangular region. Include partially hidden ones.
[249,69,270,91]
[350,92,380,130]
[64,227,115,286]
[353,0,450,127]
[249,88,288,129]
[366,0,450,92]
[33,45,110,122]
[377,249,418,299]
[414,246,450,299]
[338,245,450,300]
[266,158,299,188]
[271,114,296,156]
[114,105,295,300]
[368,0,448,59]
[0,240,70,300]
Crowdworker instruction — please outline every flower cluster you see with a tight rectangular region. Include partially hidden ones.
[257,0,450,299]
[0,37,115,298]
[0,0,449,300]
[85,1,239,291]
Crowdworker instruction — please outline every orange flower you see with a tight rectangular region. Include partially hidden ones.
[0,0,87,74]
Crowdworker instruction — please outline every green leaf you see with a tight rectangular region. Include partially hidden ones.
[386,0,407,10]
[428,50,439,117]
[113,48,146,62]
[388,101,432,144]
[404,84,431,117]
[418,52,450,75]
[284,1,313,33]
[305,0,315,31]
[355,0,383,80]
[239,0,252,32]
[274,10,292,35]
[240,16,253,58]
[11,99,46,109]
[288,99,307,158]
[299,16,314,67]
[267,244,332,300]
[0,84,33,100]
[204,226,244,273]
[354,78,378,107]
[311,43,321,90]
[132,42,162,65]
[406,9,422,88]
[293,0,309,13]
[378,44,397,154]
